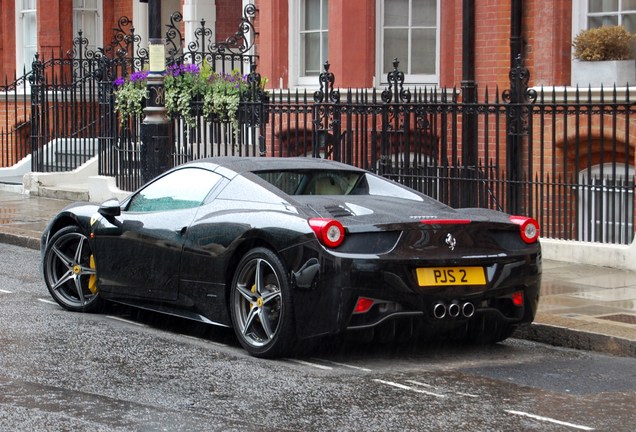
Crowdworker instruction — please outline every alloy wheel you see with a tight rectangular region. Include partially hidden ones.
[43,226,100,311]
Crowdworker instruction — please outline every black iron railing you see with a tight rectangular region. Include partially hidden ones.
[1,5,635,245]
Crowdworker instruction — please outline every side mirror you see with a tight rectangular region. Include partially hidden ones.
[98,199,122,218]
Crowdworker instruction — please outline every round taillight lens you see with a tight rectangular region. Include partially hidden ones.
[510,216,540,244]
[308,218,345,248]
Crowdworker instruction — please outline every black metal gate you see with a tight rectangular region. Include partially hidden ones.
[27,4,264,192]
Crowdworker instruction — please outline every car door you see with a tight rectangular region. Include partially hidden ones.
[93,167,223,301]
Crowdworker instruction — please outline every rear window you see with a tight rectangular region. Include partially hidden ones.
[254,170,362,195]
[254,169,424,201]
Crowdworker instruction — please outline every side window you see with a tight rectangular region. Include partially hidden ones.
[127,168,222,212]
[379,0,439,85]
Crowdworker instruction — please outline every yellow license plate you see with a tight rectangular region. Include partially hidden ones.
[416,266,486,287]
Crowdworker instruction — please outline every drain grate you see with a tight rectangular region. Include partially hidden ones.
[597,314,636,325]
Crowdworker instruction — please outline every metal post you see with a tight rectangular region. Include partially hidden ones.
[140,0,173,184]
[506,0,524,214]
[461,0,477,207]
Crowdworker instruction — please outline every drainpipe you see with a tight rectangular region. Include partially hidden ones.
[461,0,477,207]
[506,0,524,214]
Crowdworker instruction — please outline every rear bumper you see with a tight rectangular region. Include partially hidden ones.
[287,249,541,340]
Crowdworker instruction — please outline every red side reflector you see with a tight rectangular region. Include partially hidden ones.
[420,219,471,225]
[512,291,524,307]
[353,297,375,314]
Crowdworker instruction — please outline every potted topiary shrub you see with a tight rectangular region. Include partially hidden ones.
[571,25,636,87]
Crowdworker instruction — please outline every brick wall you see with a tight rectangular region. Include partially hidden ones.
[216,0,243,41]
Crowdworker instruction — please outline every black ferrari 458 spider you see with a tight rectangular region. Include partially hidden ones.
[41,157,541,357]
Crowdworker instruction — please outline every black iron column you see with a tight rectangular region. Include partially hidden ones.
[506,0,524,214]
[461,0,477,207]
[140,0,173,184]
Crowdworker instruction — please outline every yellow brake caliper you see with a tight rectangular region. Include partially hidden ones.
[88,255,98,294]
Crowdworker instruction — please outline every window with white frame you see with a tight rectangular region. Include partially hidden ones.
[73,0,103,53]
[578,163,635,244]
[378,0,439,85]
[296,0,328,83]
[16,0,37,73]
[573,0,636,37]
[588,0,636,30]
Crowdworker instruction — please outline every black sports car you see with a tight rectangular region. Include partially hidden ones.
[41,157,541,357]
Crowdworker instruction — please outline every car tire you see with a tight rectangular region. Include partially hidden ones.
[230,247,296,358]
[42,225,102,312]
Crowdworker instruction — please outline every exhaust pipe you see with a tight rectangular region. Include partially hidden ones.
[433,303,446,319]
[448,302,460,318]
[462,302,475,318]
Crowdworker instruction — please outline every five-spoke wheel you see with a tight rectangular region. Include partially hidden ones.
[230,248,295,358]
[43,225,101,312]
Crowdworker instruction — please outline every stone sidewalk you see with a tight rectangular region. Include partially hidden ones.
[1,188,635,357]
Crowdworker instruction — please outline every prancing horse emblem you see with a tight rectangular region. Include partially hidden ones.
[445,233,456,251]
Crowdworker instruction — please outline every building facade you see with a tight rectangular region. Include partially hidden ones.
[1,0,635,253]
[2,1,633,89]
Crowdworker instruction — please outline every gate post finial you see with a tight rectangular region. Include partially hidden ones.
[382,58,411,103]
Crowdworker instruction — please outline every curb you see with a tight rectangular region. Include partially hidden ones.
[515,322,636,358]
[0,230,41,251]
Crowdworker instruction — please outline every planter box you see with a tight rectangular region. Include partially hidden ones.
[571,59,636,88]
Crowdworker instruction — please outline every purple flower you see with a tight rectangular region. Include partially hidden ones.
[182,63,200,74]
[113,77,125,87]
[130,70,149,83]
[166,64,181,77]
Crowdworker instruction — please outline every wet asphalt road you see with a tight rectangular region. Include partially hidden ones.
[1,243,636,431]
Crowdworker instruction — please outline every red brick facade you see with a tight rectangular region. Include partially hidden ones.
[256,0,574,91]
[0,1,578,89]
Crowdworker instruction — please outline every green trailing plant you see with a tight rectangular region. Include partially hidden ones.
[202,69,250,131]
[164,62,209,128]
[113,70,149,125]
[115,61,267,133]
[573,25,636,61]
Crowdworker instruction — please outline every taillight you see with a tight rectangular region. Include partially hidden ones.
[509,216,540,244]
[308,218,345,248]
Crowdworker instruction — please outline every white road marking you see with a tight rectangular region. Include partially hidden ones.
[456,392,479,398]
[407,380,479,398]
[105,315,147,327]
[0,289,13,294]
[287,359,333,370]
[313,358,373,372]
[373,379,445,398]
[37,298,58,306]
[505,410,594,431]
